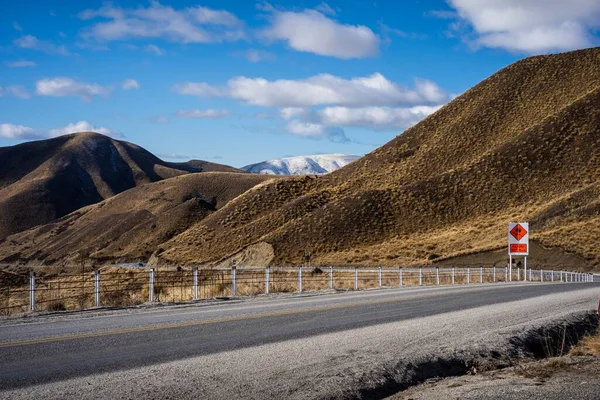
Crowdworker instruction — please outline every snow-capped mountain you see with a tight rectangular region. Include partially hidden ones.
[242,154,361,175]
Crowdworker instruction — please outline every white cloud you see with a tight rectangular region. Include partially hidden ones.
[317,105,441,130]
[279,107,306,120]
[6,60,36,68]
[14,35,69,55]
[447,0,600,53]
[286,120,325,137]
[244,49,275,62]
[174,73,452,107]
[0,124,38,139]
[285,120,349,143]
[79,3,244,43]
[315,3,336,16]
[144,44,164,55]
[262,9,380,58]
[36,77,111,101]
[0,85,31,99]
[176,109,230,118]
[13,21,23,32]
[48,121,123,138]
[122,79,140,90]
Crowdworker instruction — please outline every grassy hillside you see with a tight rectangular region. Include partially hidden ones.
[1,48,599,270]
[0,132,241,239]
[0,172,278,264]
[155,47,600,269]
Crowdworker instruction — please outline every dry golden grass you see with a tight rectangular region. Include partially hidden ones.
[2,48,600,269]
[149,48,600,268]
[570,329,600,357]
[0,132,242,240]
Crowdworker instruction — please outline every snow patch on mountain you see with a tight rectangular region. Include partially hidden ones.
[242,154,360,175]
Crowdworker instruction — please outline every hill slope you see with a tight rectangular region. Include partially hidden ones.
[154,47,600,269]
[0,132,240,239]
[1,48,599,269]
[242,154,360,175]
[0,172,278,264]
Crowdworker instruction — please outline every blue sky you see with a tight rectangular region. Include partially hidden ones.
[1,1,599,167]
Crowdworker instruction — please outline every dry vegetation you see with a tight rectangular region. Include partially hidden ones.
[571,328,600,357]
[0,132,241,239]
[1,48,600,269]
[155,47,600,269]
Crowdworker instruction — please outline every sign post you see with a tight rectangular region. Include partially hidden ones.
[508,222,529,282]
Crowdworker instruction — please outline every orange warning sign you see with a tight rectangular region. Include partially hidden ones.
[510,224,527,241]
[510,244,527,253]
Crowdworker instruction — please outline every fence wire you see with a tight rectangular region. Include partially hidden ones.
[0,266,592,315]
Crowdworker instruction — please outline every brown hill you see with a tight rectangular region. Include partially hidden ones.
[153,47,600,269]
[1,48,599,270]
[0,172,278,265]
[0,132,241,239]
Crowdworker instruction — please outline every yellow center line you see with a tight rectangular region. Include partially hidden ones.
[0,288,490,349]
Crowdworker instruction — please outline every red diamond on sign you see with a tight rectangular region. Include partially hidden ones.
[510,224,527,241]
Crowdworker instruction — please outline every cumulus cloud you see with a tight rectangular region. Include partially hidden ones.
[173,73,451,107]
[279,107,306,120]
[79,2,244,43]
[122,79,140,90]
[285,120,350,143]
[144,44,164,55]
[446,0,600,53]
[14,35,69,55]
[0,124,38,139]
[48,121,124,138]
[36,77,111,101]
[317,105,441,130]
[6,60,36,68]
[0,85,31,99]
[176,109,230,118]
[262,9,380,58]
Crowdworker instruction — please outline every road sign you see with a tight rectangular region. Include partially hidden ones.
[508,222,529,255]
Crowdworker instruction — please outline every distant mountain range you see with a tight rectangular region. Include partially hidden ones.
[242,154,361,175]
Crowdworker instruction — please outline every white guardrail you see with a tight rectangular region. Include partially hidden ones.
[18,266,595,312]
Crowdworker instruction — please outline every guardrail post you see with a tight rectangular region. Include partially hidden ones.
[193,266,199,300]
[399,267,403,287]
[529,268,532,281]
[149,268,155,302]
[354,267,358,290]
[452,266,455,285]
[94,269,101,307]
[29,271,35,311]
[493,267,496,282]
[436,267,440,285]
[419,267,423,286]
[517,267,520,282]
[266,267,270,295]
[328,266,333,289]
[551,270,554,282]
[480,266,483,283]
[298,267,303,293]
[541,269,544,282]
[378,266,382,287]
[231,266,237,296]
[466,267,470,284]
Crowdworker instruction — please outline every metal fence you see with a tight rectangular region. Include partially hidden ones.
[0,266,593,315]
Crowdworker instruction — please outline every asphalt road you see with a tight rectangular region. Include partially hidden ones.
[0,281,598,398]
